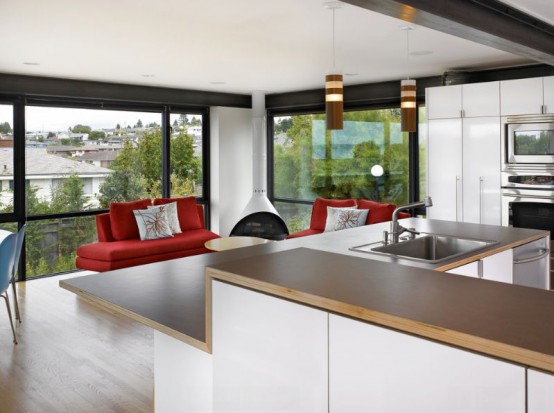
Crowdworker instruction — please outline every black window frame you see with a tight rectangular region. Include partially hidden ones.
[268,101,424,213]
[5,96,211,281]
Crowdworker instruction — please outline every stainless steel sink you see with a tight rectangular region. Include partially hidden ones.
[350,234,499,264]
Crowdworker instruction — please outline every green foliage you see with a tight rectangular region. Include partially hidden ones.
[71,124,92,133]
[60,137,84,147]
[0,121,13,134]
[273,110,410,209]
[135,119,143,128]
[51,174,88,212]
[89,131,106,141]
[98,170,145,208]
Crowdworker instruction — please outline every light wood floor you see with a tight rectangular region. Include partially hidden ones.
[0,272,154,413]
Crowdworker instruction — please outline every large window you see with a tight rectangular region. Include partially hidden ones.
[272,108,412,228]
[13,105,207,278]
[0,104,14,214]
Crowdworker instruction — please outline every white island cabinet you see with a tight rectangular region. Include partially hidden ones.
[528,369,554,413]
[329,314,525,412]
[212,280,328,413]
[446,248,513,283]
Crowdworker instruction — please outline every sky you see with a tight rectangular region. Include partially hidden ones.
[0,104,197,132]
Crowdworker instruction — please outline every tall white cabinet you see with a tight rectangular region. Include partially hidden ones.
[427,82,501,225]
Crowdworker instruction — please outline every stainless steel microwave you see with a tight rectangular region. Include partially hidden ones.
[506,118,554,165]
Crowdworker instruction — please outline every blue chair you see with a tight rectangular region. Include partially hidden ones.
[11,224,26,323]
[0,232,17,344]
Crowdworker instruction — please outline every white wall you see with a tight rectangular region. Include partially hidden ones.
[210,107,252,236]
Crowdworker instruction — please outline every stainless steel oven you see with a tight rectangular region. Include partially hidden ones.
[503,115,554,169]
[502,171,553,290]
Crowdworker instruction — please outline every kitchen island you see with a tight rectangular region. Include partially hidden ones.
[60,218,553,412]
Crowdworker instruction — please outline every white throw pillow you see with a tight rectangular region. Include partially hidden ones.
[148,202,181,234]
[334,209,369,231]
[324,206,358,232]
[133,205,173,240]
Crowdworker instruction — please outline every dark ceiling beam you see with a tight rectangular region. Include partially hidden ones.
[341,0,554,65]
[0,73,251,109]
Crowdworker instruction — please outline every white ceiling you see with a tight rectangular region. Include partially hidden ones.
[0,0,549,95]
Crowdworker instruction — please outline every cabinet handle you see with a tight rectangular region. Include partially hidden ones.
[514,249,550,264]
[477,260,484,279]
[502,193,554,200]
[479,176,484,224]
[455,176,461,222]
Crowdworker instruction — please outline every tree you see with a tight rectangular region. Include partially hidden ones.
[98,171,145,208]
[72,124,92,134]
[88,131,106,141]
[47,132,55,138]
[0,121,12,134]
[173,119,179,127]
[116,123,121,130]
[134,119,143,128]
[51,174,88,212]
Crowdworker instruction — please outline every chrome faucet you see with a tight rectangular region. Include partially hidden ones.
[385,196,433,244]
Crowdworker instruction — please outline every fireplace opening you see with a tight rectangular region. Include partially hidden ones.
[230,212,289,241]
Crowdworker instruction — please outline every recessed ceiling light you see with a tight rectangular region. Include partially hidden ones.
[141,74,155,78]
[410,50,434,56]
[23,62,40,66]
[345,73,359,77]
[210,81,227,85]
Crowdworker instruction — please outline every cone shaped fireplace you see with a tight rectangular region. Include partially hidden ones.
[230,91,289,240]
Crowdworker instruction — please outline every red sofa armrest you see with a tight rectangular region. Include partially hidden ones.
[398,212,411,219]
[196,205,206,229]
[96,213,114,242]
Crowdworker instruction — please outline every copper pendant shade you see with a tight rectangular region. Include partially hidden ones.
[401,79,416,132]
[326,73,343,130]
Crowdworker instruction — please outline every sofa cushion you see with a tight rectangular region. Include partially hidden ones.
[148,202,181,234]
[153,197,202,231]
[357,199,397,225]
[310,198,357,231]
[333,208,369,231]
[324,206,358,232]
[133,205,173,240]
[77,229,220,262]
[110,199,152,241]
[76,247,213,272]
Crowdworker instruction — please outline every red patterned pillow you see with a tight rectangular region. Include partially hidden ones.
[153,196,202,231]
[310,198,357,231]
[110,199,152,240]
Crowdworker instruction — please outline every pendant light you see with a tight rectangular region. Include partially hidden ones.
[325,1,343,130]
[401,25,416,132]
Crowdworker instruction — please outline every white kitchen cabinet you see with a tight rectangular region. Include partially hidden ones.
[446,260,479,277]
[501,77,544,115]
[427,85,462,119]
[445,249,513,283]
[482,248,513,283]
[427,119,463,222]
[427,82,500,119]
[212,281,328,413]
[528,369,554,413]
[462,117,501,225]
[329,314,525,412]
[427,117,500,225]
[462,81,501,117]
[544,76,554,114]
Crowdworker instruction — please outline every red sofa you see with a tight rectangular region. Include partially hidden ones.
[287,198,411,239]
[76,197,220,272]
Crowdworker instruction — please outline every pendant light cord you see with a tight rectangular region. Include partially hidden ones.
[406,28,410,80]
[332,7,336,71]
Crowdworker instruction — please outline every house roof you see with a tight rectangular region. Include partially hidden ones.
[0,148,112,177]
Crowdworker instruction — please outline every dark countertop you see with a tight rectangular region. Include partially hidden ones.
[61,218,551,369]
